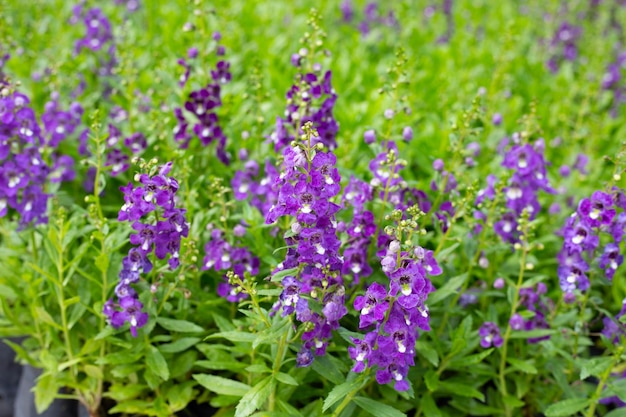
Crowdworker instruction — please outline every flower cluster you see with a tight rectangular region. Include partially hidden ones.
[267,124,346,367]
[104,162,189,336]
[341,176,375,284]
[0,85,79,227]
[172,35,231,164]
[480,137,554,244]
[509,283,551,343]
[546,22,581,73]
[71,6,116,77]
[349,236,440,391]
[203,226,260,302]
[557,189,626,295]
[602,298,626,344]
[231,159,280,218]
[340,1,400,36]
[269,57,338,153]
[602,51,626,117]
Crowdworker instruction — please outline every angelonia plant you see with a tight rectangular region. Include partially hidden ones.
[1,1,626,417]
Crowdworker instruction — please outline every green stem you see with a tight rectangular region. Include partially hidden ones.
[268,330,289,411]
[585,350,620,417]
[498,234,529,417]
[331,372,370,417]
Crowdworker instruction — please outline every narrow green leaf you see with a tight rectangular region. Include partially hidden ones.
[439,381,484,402]
[275,372,299,386]
[207,331,257,343]
[311,354,345,385]
[544,398,590,417]
[428,273,467,305]
[507,357,538,374]
[235,376,274,417]
[353,396,406,417]
[193,374,251,397]
[605,409,626,417]
[424,370,439,392]
[449,348,494,368]
[415,340,439,367]
[420,394,442,417]
[156,317,204,333]
[509,329,555,339]
[95,251,109,274]
[269,267,298,282]
[323,377,366,412]
[502,395,525,408]
[146,345,169,381]
[158,337,201,353]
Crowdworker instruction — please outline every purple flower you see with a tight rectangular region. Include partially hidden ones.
[479,322,503,348]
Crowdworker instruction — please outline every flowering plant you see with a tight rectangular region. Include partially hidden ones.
[1,2,626,417]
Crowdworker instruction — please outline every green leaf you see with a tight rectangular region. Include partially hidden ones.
[146,345,169,381]
[439,381,484,402]
[246,364,272,373]
[605,409,626,417]
[353,397,406,417]
[415,340,439,367]
[420,394,442,417]
[428,273,467,305]
[507,357,537,374]
[206,331,257,343]
[323,376,366,412]
[312,354,345,385]
[509,329,555,339]
[235,376,274,417]
[424,370,439,392]
[158,337,201,353]
[95,251,109,274]
[449,348,494,368]
[502,395,525,408]
[269,267,298,282]
[193,374,251,397]
[195,360,248,371]
[34,373,58,414]
[544,398,590,417]
[580,357,613,380]
[275,372,298,386]
[156,317,204,333]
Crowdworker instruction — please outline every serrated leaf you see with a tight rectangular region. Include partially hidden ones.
[323,377,366,412]
[193,374,251,397]
[353,397,406,417]
[156,317,204,333]
[544,398,590,417]
[428,273,467,305]
[580,357,613,380]
[507,357,537,374]
[235,376,274,417]
[146,345,169,381]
